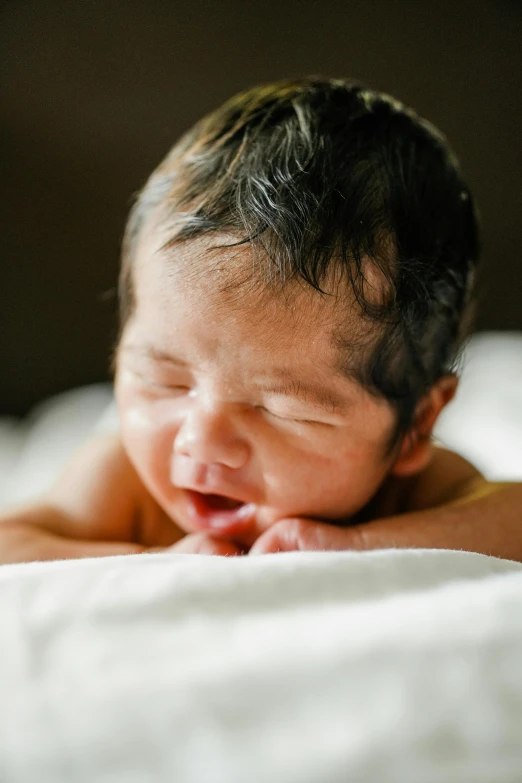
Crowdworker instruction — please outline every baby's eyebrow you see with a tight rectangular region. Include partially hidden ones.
[120,344,188,367]
[257,378,351,414]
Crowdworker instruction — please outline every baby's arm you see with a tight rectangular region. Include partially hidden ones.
[0,434,183,565]
[249,448,522,561]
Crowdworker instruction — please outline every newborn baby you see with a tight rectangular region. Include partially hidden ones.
[2,76,521,563]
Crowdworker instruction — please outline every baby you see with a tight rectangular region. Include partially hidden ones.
[2,76,521,563]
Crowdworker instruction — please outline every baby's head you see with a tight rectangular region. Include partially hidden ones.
[114,76,480,545]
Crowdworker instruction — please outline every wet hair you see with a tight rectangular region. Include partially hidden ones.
[119,76,480,447]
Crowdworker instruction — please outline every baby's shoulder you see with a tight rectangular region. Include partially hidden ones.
[47,433,182,547]
[393,445,484,515]
[45,433,150,541]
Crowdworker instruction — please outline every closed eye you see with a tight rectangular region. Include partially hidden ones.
[150,380,190,392]
[157,384,190,392]
[131,370,190,394]
[257,406,330,427]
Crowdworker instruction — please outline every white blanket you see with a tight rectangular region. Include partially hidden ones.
[1,548,522,782]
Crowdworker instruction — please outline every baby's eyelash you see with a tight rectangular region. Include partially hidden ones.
[152,382,190,392]
[257,406,323,426]
[133,371,190,393]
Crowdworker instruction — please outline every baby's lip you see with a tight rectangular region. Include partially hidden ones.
[182,489,258,542]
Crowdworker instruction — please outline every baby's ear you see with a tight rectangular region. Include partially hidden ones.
[391,375,458,477]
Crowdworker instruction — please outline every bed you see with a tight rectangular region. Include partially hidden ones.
[1,331,522,782]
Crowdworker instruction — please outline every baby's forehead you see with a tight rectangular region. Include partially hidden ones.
[141,222,367,299]
[134,225,381,356]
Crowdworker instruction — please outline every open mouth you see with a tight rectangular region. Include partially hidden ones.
[183,489,255,537]
[199,493,245,512]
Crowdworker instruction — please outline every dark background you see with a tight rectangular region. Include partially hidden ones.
[1,0,521,416]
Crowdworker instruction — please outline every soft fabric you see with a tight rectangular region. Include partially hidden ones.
[1,548,522,782]
[434,331,522,480]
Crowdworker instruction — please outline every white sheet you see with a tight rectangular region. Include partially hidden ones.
[1,548,522,782]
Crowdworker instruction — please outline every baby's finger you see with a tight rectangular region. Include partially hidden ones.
[164,532,245,556]
[249,517,366,555]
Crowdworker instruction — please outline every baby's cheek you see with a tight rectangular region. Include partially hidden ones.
[272,445,390,521]
[120,403,179,507]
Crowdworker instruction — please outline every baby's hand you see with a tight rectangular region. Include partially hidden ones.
[154,533,244,557]
[248,518,363,555]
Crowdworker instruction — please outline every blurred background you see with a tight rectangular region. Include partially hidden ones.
[1,0,521,416]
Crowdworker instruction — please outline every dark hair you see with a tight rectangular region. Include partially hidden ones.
[119,76,480,447]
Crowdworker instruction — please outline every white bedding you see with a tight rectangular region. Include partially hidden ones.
[1,548,522,782]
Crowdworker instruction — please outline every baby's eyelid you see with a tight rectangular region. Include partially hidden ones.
[256,404,327,426]
[132,369,190,391]
[153,380,191,390]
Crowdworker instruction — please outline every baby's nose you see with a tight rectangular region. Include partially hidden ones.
[173,407,249,470]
